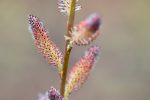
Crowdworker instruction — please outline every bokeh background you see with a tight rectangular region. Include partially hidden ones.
[0,0,150,100]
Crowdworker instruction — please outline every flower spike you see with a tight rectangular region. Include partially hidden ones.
[66,13,101,46]
[58,0,81,15]
[28,15,63,74]
[64,45,100,98]
[38,87,63,100]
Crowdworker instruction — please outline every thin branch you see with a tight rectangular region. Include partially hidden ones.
[60,0,76,97]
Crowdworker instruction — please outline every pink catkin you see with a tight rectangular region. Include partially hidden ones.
[70,13,101,46]
[48,87,63,100]
[38,87,63,100]
[28,15,63,73]
[65,45,100,97]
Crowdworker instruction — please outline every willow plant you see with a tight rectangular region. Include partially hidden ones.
[28,0,101,100]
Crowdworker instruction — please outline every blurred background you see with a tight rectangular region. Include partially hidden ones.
[0,0,150,100]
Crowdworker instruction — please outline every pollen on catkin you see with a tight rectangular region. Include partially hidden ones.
[28,15,63,74]
[64,45,100,98]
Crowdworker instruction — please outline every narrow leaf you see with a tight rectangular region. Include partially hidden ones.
[64,45,100,97]
[28,15,63,74]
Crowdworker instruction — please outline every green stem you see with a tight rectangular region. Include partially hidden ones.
[60,46,72,96]
[60,0,76,97]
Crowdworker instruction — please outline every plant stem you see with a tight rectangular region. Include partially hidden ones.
[60,0,76,97]
[60,46,72,96]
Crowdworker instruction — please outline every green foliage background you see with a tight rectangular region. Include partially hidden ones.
[0,0,150,100]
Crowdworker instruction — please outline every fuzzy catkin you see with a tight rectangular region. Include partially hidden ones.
[28,15,63,73]
[65,45,100,98]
